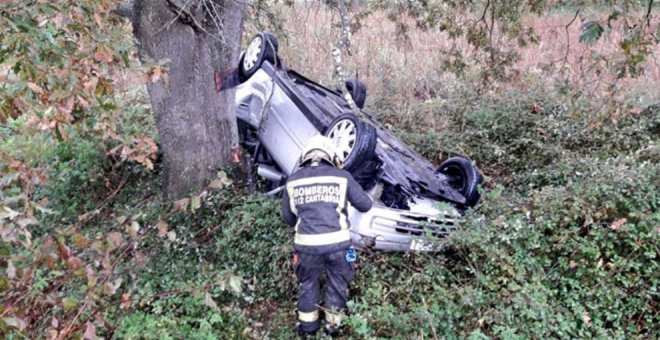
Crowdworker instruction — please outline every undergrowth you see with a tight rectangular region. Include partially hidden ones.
[109,90,657,339]
[2,72,658,339]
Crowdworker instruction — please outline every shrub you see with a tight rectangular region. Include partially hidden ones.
[213,195,296,302]
[340,150,658,338]
[38,134,108,218]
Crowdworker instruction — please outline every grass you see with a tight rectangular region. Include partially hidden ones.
[249,3,659,115]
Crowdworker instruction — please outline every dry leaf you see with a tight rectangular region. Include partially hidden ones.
[106,278,122,295]
[134,251,146,266]
[191,195,201,212]
[127,221,140,238]
[27,82,45,95]
[46,329,58,340]
[73,233,89,248]
[610,218,627,230]
[83,77,98,93]
[208,179,224,189]
[2,317,27,331]
[173,198,189,212]
[56,242,71,261]
[477,318,485,327]
[52,13,65,29]
[582,312,591,325]
[157,220,169,238]
[107,231,123,248]
[83,321,96,340]
[86,266,97,288]
[55,97,75,121]
[67,256,83,270]
[77,94,90,109]
[150,65,162,83]
[121,294,132,309]
[7,260,16,279]
[93,46,113,63]
[204,292,219,310]
[530,101,544,114]
[93,12,104,28]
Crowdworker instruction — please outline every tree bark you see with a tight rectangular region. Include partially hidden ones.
[126,0,245,199]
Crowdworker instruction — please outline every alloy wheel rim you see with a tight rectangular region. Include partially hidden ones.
[243,36,263,71]
[327,119,357,162]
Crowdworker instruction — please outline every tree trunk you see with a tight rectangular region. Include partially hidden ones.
[127,0,245,199]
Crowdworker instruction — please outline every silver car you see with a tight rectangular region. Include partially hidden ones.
[230,32,482,251]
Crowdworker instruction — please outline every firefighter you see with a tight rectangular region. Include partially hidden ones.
[281,135,373,337]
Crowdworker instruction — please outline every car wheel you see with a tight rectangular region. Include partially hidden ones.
[325,114,377,173]
[436,157,483,207]
[345,78,367,109]
[351,158,381,190]
[239,32,279,79]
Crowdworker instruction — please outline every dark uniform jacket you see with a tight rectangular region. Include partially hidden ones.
[281,164,373,254]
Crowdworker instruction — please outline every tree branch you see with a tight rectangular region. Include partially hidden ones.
[555,9,580,66]
[164,0,203,33]
[479,0,491,24]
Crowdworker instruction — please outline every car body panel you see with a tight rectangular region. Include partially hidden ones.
[348,197,460,251]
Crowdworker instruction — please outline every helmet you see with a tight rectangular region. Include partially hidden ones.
[300,135,340,167]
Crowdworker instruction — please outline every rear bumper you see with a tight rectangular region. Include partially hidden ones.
[348,198,461,252]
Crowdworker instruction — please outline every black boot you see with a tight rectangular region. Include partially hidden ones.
[324,324,341,338]
[297,323,318,339]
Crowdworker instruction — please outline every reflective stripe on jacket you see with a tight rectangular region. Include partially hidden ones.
[281,164,372,254]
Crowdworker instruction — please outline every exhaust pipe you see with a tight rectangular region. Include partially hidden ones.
[265,186,284,196]
[257,164,285,183]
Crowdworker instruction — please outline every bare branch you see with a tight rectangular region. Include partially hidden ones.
[479,0,490,24]
[164,0,203,32]
[644,0,654,30]
[555,9,580,66]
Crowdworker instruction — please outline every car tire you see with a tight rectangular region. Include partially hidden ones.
[325,114,377,173]
[351,158,381,190]
[436,157,483,207]
[239,32,279,79]
[345,78,367,109]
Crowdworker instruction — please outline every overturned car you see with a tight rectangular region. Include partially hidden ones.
[232,32,482,251]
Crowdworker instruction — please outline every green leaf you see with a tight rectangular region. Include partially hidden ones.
[579,21,604,45]
[116,215,127,224]
[229,275,243,294]
[606,11,620,28]
[62,297,78,311]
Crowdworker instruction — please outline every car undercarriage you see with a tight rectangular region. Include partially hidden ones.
[231,32,483,251]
